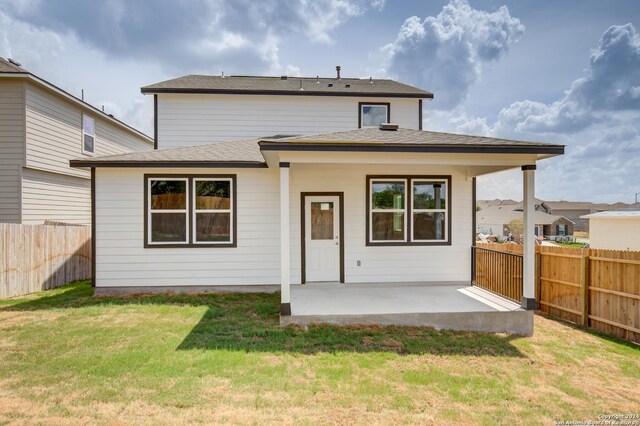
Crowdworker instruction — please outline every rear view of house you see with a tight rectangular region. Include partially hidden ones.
[0,57,153,225]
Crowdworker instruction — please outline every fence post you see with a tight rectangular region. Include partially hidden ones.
[580,253,590,327]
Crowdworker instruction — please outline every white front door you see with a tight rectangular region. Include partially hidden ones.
[305,196,340,282]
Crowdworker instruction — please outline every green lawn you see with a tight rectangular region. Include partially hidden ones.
[551,242,589,248]
[0,281,638,425]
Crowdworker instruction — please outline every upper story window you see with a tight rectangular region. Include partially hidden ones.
[359,102,390,128]
[82,115,95,154]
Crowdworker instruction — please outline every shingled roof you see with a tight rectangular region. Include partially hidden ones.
[70,127,564,168]
[0,57,28,73]
[141,75,433,98]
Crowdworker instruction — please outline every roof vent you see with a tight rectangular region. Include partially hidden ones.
[8,58,21,67]
[345,84,350,88]
[369,76,373,84]
[316,75,320,84]
[328,83,333,87]
[336,65,341,80]
[379,123,398,131]
[280,75,287,80]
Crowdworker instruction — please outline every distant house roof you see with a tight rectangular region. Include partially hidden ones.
[141,75,434,98]
[0,57,152,143]
[478,205,573,226]
[70,127,565,168]
[581,205,640,219]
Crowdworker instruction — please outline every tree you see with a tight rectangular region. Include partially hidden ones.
[507,219,523,239]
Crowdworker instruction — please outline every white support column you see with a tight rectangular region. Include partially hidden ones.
[522,164,537,310]
[279,162,291,315]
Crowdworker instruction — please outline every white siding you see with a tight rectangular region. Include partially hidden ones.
[21,168,90,225]
[24,83,152,179]
[0,80,25,223]
[157,94,421,148]
[94,163,472,289]
[588,218,640,251]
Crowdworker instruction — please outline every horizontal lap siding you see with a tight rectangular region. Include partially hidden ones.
[0,80,25,223]
[21,168,90,225]
[95,167,280,287]
[289,164,472,284]
[157,94,420,148]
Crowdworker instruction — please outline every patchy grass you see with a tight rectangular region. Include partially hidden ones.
[551,242,589,248]
[0,281,638,425]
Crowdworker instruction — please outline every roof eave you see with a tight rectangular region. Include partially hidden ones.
[141,87,433,99]
[69,160,267,168]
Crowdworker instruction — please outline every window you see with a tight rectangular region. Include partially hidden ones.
[145,175,236,247]
[359,103,390,128]
[82,115,95,154]
[367,176,450,246]
[557,224,567,236]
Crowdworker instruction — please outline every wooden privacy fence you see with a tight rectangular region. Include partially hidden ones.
[476,243,640,343]
[0,223,91,298]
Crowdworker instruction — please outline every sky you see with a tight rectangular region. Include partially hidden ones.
[1,0,639,203]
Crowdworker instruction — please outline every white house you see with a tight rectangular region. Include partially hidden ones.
[581,207,640,250]
[71,70,564,334]
[0,57,153,225]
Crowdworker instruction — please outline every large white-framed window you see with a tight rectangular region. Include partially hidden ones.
[411,180,448,242]
[82,114,95,154]
[192,178,233,244]
[359,102,390,128]
[367,175,451,246]
[147,177,189,245]
[369,178,407,243]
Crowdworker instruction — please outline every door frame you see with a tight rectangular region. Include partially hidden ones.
[300,192,345,284]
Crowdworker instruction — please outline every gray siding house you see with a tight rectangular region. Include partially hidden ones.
[0,58,153,225]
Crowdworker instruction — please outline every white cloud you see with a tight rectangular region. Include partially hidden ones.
[379,0,524,109]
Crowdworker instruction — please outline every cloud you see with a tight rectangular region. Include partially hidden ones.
[1,0,382,75]
[495,24,640,135]
[380,0,524,109]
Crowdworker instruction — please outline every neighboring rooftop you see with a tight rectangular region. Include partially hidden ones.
[0,57,152,143]
[477,205,573,226]
[70,126,564,168]
[582,205,640,219]
[142,72,433,99]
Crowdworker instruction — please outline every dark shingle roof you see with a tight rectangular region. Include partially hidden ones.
[0,57,28,73]
[70,127,564,168]
[141,75,433,98]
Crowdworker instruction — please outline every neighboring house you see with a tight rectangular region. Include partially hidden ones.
[142,66,431,148]
[581,206,640,251]
[477,203,574,239]
[545,200,630,231]
[0,57,153,225]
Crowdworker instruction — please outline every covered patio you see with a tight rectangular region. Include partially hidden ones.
[281,281,532,334]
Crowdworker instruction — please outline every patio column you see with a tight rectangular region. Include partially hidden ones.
[522,165,537,310]
[280,162,291,315]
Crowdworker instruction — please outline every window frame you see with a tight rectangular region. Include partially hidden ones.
[192,177,234,245]
[366,175,452,246]
[411,179,448,243]
[358,102,391,128]
[82,114,96,155]
[368,178,408,244]
[144,174,237,248]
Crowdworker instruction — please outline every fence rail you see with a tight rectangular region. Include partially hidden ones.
[472,246,523,303]
[1,223,91,298]
[476,243,640,344]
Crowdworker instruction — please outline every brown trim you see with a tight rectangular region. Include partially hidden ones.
[153,94,158,150]
[141,87,433,99]
[143,174,237,248]
[259,142,565,155]
[521,164,537,170]
[418,99,423,130]
[358,102,391,129]
[280,303,292,316]
[472,177,477,247]
[279,162,290,168]
[70,160,267,168]
[300,192,345,284]
[365,175,452,247]
[91,167,96,288]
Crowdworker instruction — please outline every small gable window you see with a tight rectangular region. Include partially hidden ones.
[82,115,95,154]
[359,103,390,128]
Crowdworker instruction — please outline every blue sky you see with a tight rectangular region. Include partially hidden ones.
[1,0,639,203]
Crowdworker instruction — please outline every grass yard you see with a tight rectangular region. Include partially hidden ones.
[0,281,638,425]
[551,242,589,248]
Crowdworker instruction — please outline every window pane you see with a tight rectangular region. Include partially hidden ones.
[196,213,231,242]
[413,212,446,240]
[83,116,95,135]
[151,180,186,210]
[195,180,231,210]
[372,212,404,241]
[151,213,186,242]
[414,182,446,209]
[83,135,94,153]
[362,105,387,127]
[311,202,333,240]
[372,182,405,209]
